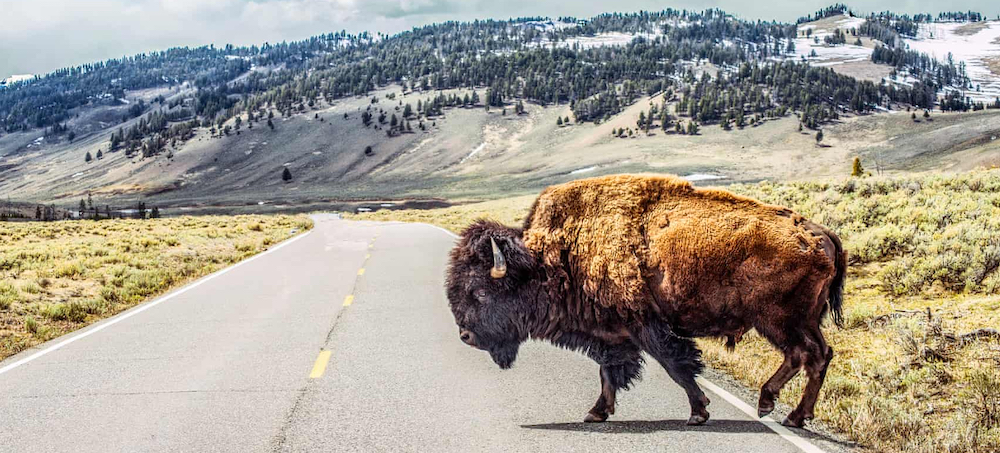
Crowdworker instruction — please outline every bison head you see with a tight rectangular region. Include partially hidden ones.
[445,219,541,369]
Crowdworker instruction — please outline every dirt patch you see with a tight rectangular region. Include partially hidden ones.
[828,60,894,83]
[986,56,1000,77]
[953,22,990,36]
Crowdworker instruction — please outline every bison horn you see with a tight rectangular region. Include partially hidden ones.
[490,237,507,279]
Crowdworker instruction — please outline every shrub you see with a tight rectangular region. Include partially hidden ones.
[0,282,19,310]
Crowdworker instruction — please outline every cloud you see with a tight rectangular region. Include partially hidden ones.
[1,0,999,78]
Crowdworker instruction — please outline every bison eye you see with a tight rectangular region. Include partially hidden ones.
[474,289,487,301]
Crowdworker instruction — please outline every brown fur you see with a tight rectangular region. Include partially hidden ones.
[522,174,837,337]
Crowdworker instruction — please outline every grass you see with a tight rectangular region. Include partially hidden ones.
[0,214,313,361]
[349,170,1000,453]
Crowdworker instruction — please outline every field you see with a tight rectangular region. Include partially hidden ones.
[0,215,313,361]
[350,170,1000,453]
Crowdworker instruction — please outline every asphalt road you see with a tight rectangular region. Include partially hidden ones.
[0,215,841,452]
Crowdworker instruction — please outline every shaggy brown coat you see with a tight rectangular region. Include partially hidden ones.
[523,174,842,340]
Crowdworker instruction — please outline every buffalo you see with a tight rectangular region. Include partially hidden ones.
[445,175,846,428]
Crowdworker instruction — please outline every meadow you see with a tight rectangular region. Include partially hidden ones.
[350,170,1000,453]
[0,215,313,361]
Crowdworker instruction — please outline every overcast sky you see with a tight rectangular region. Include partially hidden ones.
[2,0,998,78]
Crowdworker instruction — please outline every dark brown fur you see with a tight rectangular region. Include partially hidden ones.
[446,174,846,428]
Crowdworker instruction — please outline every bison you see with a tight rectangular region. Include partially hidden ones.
[445,174,846,428]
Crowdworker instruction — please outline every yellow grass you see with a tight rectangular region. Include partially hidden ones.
[0,215,313,361]
[350,171,1000,452]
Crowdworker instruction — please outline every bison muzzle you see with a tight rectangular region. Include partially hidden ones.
[445,175,846,428]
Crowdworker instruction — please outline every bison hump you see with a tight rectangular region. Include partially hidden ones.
[522,175,830,314]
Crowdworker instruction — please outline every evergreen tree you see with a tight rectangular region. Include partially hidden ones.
[851,157,865,177]
[557,117,563,126]
[85,151,92,162]
[816,130,824,145]
[282,167,293,182]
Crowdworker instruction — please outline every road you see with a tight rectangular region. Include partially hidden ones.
[0,215,841,452]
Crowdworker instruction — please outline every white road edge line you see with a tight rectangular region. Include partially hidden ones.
[413,221,825,453]
[697,378,825,453]
[0,229,315,377]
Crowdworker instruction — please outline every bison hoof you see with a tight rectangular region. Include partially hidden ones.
[781,415,804,428]
[757,404,774,418]
[584,411,608,423]
[686,413,709,426]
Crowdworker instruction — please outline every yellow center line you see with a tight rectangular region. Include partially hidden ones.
[309,350,332,379]
[357,268,365,276]
[365,253,371,260]
[343,294,354,306]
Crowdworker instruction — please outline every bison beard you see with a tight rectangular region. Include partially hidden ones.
[445,175,846,428]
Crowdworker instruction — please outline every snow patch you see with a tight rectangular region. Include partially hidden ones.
[460,143,486,164]
[683,173,725,182]
[570,166,598,175]
[1,74,34,86]
[904,21,1000,101]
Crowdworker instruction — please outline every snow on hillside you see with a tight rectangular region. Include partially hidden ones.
[522,19,663,50]
[1,74,35,87]
[793,15,870,67]
[904,21,1000,101]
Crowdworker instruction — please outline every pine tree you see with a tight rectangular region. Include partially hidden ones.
[557,117,563,126]
[282,167,293,182]
[816,130,824,145]
[851,157,865,177]
[96,149,103,159]
[85,151,93,163]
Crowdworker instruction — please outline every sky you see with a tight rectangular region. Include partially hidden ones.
[2,0,999,79]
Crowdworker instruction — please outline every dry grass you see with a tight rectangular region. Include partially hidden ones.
[953,22,991,37]
[0,214,313,361]
[351,170,1000,452]
[986,56,1000,78]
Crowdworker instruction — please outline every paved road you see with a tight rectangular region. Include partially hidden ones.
[0,215,838,452]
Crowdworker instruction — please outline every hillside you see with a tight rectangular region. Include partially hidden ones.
[2,5,1000,209]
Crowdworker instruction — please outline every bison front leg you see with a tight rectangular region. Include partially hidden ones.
[583,344,644,423]
[635,322,711,425]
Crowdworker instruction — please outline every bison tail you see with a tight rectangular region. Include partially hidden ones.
[826,229,847,328]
